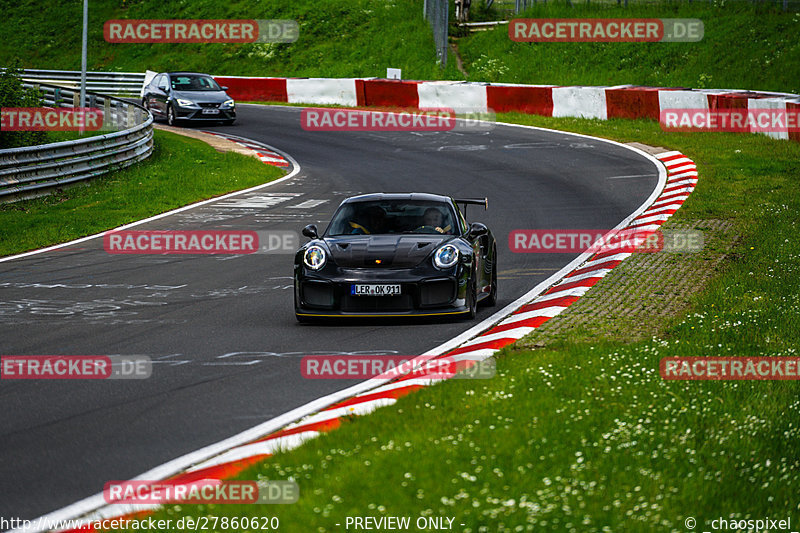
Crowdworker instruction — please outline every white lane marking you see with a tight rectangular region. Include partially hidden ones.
[502,142,561,149]
[215,193,302,209]
[436,145,488,151]
[0,146,300,264]
[287,199,329,209]
[606,174,659,179]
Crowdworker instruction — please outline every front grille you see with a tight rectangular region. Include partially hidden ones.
[341,295,414,312]
[198,102,219,108]
[420,279,455,307]
[302,282,334,308]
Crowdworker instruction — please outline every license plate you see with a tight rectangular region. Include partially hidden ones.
[202,108,219,114]
[351,284,401,296]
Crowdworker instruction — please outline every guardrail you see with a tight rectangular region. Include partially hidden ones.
[16,69,146,97]
[0,82,154,201]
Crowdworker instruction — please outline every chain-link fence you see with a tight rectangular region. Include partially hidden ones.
[424,0,449,68]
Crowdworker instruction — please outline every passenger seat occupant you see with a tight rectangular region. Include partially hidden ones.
[350,205,387,234]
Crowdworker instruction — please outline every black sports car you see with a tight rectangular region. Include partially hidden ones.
[294,193,498,321]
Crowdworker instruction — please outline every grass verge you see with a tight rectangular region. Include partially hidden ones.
[0,0,461,81]
[0,130,285,257]
[4,1,798,93]
[119,116,800,532]
[458,2,800,93]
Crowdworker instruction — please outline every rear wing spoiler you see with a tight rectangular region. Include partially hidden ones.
[455,197,488,218]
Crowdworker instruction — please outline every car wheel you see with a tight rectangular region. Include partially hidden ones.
[167,104,177,126]
[464,274,477,320]
[142,99,155,120]
[222,119,235,126]
[484,244,498,307]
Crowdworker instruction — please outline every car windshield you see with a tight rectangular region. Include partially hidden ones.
[327,200,458,236]
[170,74,221,92]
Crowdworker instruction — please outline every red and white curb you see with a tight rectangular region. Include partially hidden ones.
[200,130,291,168]
[37,150,695,532]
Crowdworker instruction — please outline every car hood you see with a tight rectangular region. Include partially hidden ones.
[171,90,230,103]
[324,234,454,268]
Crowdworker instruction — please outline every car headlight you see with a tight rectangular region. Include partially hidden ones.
[174,98,196,107]
[303,245,327,270]
[222,99,235,108]
[433,244,459,269]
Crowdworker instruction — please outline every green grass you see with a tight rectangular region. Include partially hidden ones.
[4,1,798,93]
[0,0,461,80]
[0,130,285,257]
[116,117,800,532]
[458,3,800,93]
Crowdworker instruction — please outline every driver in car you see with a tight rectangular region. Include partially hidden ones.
[422,207,451,234]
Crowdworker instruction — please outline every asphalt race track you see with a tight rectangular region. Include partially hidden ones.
[0,104,660,520]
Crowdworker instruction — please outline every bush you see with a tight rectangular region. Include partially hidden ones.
[0,62,46,149]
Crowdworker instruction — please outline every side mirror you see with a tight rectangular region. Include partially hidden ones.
[221,86,229,91]
[302,224,319,239]
[468,222,488,239]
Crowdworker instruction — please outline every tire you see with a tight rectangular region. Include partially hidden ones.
[142,98,155,119]
[484,244,498,307]
[222,119,235,126]
[464,275,477,320]
[167,104,177,126]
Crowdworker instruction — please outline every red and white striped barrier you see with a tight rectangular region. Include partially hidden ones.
[214,75,800,142]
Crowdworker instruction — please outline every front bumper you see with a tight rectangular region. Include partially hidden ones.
[174,105,236,121]
[295,268,470,318]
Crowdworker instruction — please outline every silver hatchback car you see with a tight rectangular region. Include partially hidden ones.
[142,72,236,126]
